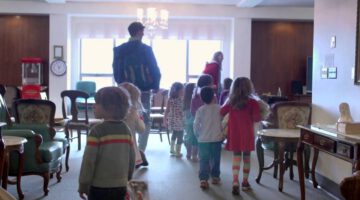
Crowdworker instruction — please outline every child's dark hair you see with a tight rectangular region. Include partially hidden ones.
[228,77,254,109]
[183,82,195,110]
[200,86,214,104]
[95,86,130,120]
[223,78,233,90]
[169,82,184,99]
[197,74,213,88]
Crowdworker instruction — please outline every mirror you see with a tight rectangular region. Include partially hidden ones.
[355,0,360,84]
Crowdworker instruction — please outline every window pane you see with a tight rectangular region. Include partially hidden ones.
[81,76,115,91]
[115,38,127,46]
[81,39,113,74]
[152,39,186,89]
[188,40,222,76]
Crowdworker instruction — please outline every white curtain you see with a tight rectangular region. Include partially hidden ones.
[71,16,231,40]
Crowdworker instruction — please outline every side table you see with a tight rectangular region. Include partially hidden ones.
[2,136,27,200]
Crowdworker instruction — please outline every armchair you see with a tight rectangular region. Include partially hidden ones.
[256,101,311,183]
[0,95,63,196]
[13,99,70,171]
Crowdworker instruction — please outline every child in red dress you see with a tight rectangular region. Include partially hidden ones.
[220,77,261,195]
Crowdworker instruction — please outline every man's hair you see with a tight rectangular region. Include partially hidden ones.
[200,86,214,104]
[197,74,213,88]
[95,86,130,120]
[128,22,145,37]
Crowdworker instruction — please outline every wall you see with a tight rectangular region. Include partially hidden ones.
[251,21,313,96]
[313,0,358,183]
[0,15,49,86]
[0,1,313,118]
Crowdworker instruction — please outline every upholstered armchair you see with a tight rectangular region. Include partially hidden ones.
[13,99,70,171]
[256,101,311,181]
[0,96,63,196]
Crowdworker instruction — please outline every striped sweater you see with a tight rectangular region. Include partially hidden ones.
[78,121,135,194]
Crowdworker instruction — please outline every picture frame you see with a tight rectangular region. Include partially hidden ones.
[54,45,63,59]
[355,0,360,84]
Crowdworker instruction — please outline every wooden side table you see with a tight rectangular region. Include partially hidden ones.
[256,128,300,191]
[1,136,27,200]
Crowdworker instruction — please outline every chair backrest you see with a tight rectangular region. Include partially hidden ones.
[151,89,169,113]
[270,101,311,129]
[13,99,56,127]
[3,86,20,114]
[76,81,96,97]
[340,171,360,200]
[0,95,12,126]
[0,85,5,97]
[61,90,89,123]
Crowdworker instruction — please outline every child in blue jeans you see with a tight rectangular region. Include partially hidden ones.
[193,86,224,189]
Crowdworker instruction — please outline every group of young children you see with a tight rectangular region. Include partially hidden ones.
[78,74,265,199]
[163,75,262,195]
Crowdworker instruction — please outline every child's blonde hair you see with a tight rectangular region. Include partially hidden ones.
[95,86,130,120]
[228,77,254,109]
[119,82,144,111]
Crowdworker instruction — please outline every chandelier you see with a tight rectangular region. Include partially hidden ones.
[137,8,169,31]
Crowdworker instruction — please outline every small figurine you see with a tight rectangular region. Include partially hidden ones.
[338,102,354,123]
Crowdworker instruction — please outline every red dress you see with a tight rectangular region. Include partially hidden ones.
[220,98,261,152]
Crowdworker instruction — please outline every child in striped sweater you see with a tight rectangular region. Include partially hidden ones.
[78,86,135,200]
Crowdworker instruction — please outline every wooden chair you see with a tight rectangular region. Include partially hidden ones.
[256,101,311,183]
[150,89,170,144]
[61,90,101,151]
[340,170,360,200]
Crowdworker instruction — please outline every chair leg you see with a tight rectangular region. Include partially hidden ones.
[43,172,50,196]
[256,137,265,183]
[273,149,279,179]
[304,145,311,179]
[77,129,81,151]
[56,164,62,183]
[289,151,294,180]
[167,129,170,145]
[65,145,70,172]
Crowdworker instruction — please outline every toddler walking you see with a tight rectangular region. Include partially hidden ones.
[78,87,135,200]
[164,82,185,157]
[220,77,261,195]
[120,82,148,168]
[194,86,224,189]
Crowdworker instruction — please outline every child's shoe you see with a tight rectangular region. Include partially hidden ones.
[175,144,183,157]
[211,177,221,185]
[200,180,209,190]
[232,182,240,195]
[241,181,251,191]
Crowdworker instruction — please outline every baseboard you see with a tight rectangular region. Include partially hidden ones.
[314,172,343,200]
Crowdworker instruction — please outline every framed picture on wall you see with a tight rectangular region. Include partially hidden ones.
[54,45,63,59]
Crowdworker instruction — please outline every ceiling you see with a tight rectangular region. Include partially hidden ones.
[7,0,314,7]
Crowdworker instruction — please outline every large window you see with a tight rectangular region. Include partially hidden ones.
[80,38,222,90]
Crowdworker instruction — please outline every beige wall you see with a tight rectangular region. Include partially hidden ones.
[313,0,358,183]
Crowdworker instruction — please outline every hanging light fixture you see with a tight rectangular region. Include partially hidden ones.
[137,8,169,31]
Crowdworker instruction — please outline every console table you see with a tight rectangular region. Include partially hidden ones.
[297,125,360,200]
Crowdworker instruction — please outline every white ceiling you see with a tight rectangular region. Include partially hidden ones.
[5,0,315,7]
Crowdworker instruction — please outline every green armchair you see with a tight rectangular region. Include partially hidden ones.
[0,95,63,196]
